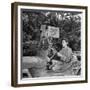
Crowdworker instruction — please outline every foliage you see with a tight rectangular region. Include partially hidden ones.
[22,10,81,56]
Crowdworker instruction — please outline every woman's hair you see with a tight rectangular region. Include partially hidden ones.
[62,38,69,43]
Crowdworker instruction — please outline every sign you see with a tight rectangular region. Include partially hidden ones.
[48,26,59,38]
[40,25,49,38]
[40,25,46,31]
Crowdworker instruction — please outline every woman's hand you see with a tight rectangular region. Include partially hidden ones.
[57,52,63,57]
[57,52,66,61]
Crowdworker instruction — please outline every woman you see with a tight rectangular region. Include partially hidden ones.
[51,38,73,72]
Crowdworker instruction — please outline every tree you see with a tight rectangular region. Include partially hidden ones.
[22,10,81,56]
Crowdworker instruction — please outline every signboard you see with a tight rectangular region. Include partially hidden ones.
[40,25,46,31]
[48,26,59,38]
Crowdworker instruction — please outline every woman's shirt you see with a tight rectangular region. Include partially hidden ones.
[59,46,72,62]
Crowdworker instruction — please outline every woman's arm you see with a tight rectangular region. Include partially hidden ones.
[57,52,67,61]
[57,52,64,57]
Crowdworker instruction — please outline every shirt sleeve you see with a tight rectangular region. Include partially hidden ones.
[59,47,72,62]
[65,48,72,62]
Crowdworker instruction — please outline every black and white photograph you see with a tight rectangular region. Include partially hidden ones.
[22,9,82,78]
[11,2,87,87]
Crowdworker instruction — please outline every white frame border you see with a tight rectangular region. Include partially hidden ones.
[17,5,86,84]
